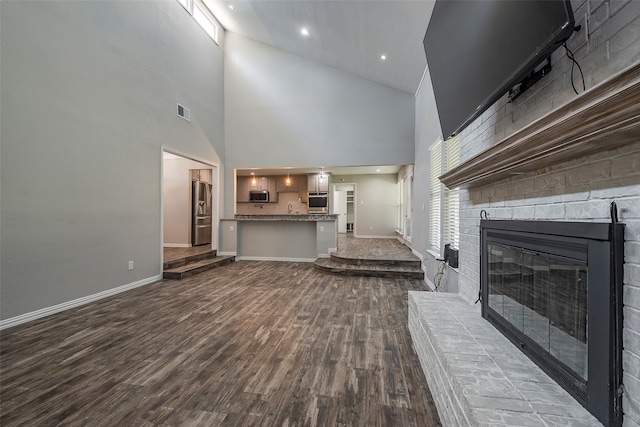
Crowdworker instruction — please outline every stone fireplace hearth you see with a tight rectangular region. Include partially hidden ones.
[408,292,603,426]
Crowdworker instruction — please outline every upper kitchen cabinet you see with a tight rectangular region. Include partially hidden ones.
[236,176,251,202]
[190,169,212,184]
[308,174,329,193]
[276,175,301,193]
[249,177,268,191]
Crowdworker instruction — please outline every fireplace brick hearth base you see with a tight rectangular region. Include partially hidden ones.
[408,291,601,426]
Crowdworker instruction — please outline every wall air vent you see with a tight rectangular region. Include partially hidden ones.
[177,103,191,122]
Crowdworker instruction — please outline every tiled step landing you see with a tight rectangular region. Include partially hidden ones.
[163,249,235,280]
[314,253,424,279]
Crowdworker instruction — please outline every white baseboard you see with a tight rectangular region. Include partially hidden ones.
[163,243,191,248]
[355,235,396,239]
[0,275,162,330]
[236,256,315,262]
[412,248,424,261]
[218,251,237,256]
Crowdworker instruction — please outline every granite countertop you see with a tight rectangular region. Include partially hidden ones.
[234,214,338,221]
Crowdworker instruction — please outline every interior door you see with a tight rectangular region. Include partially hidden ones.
[334,190,348,233]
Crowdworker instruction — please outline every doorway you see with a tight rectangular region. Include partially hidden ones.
[332,183,355,234]
[162,150,217,249]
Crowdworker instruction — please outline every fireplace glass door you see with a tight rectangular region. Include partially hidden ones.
[480,219,624,426]
[487,243,588,380]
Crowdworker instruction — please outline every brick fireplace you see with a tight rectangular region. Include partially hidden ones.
[412,56,640,424]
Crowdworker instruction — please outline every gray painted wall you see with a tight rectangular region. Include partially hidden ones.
[1,1,225,320]
[237,221,317,260]
[223,33,415,218]
[218,220,238,255]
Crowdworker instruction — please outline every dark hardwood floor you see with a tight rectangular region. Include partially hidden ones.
[1,260,440,426]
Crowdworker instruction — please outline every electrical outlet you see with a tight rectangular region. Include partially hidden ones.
[230,225,234,232]
[128,261,134,270]
[320,226,325,232]
[369,226,373,230]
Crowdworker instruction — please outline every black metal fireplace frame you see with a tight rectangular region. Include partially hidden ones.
[480,219,624,427]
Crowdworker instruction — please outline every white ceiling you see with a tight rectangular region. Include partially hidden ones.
[203,0,436,94]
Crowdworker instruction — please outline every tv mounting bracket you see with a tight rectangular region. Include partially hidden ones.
[507,56,552,103]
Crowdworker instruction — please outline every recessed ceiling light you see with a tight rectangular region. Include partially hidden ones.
[301,28,310,37]
[380,54,387,61]
[376,168,382,172]
[228,4,234,9]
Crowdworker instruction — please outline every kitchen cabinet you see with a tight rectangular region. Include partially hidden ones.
[249,177,269,191]
[190,169,212,184]
[276,175,300,193]
[236,176,251,202]
[307,174,329,193]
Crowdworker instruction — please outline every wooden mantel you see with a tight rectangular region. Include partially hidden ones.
[440,63,640,189]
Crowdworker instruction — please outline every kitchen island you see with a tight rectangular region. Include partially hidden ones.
[220,214,338,261]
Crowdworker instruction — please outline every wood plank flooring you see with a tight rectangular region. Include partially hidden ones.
[0,261,440,426]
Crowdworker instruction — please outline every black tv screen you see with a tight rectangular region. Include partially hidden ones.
[424,0,575,138]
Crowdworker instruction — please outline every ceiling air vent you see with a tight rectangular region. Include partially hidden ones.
[177,103,191,122]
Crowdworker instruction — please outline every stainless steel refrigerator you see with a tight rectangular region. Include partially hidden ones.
[192,180,212,246]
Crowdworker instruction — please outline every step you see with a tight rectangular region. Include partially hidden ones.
[163,255,235,280]
[163,249,217,270]
[330,253,421,268]
[314,258,424,280]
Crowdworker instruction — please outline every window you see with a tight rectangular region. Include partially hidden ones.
[193,1,218,42]
[177,0,219,45]
[429,140,442,252]
[444,135,460,249]
[429,135,460,255]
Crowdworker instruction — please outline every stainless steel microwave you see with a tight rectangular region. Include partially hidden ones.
[249,190,269,203]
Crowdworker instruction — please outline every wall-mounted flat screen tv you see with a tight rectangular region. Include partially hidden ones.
[424,0,575,138]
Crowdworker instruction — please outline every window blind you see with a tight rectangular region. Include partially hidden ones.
[444,136,461,249]
[429,141,442,252]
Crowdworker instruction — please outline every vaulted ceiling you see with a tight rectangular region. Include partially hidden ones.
[203,0,436,94]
